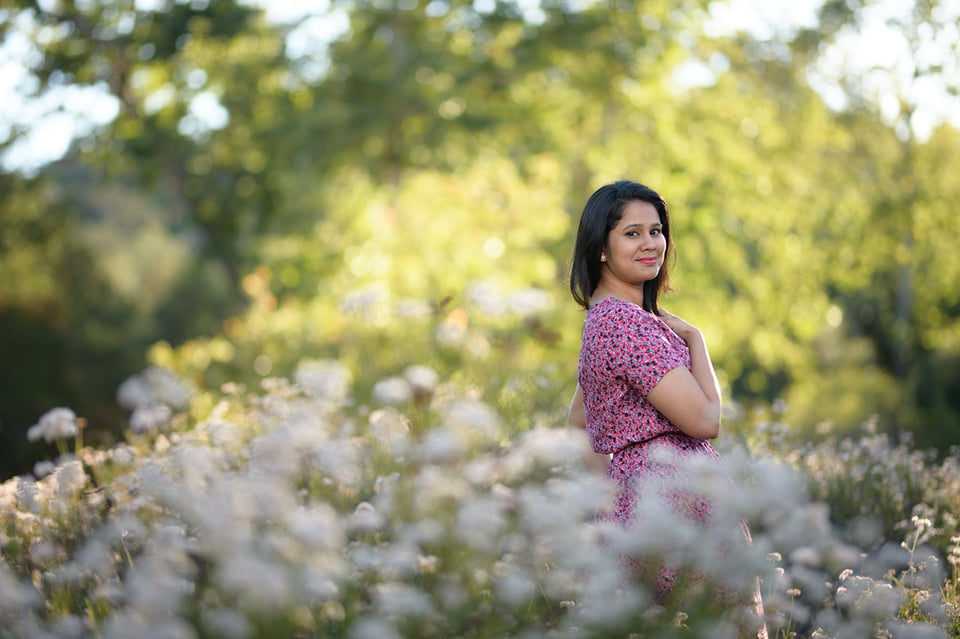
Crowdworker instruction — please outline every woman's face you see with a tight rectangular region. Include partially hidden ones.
[600,200,666,287]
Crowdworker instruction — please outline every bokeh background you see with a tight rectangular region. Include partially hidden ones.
[1,0,959,479]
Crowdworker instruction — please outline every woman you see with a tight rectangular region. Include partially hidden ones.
[568,180,766,636]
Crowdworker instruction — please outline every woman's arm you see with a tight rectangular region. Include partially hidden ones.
[568,384,611,475]
[646,311,722,440]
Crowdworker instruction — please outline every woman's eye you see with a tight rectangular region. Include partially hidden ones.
[651,229,661,236]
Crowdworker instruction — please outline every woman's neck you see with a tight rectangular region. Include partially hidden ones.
[590,281,645,309]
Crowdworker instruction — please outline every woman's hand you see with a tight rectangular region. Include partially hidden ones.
[646,309,723,439]
[657,309,700,343]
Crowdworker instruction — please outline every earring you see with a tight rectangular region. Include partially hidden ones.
[600,254,606,262]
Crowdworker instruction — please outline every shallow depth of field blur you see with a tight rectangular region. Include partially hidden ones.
[1,0,960,637]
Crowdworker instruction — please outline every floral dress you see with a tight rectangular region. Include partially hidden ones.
[578,297,767,635]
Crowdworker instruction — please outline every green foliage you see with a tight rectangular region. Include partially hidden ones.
[2,0,960,477]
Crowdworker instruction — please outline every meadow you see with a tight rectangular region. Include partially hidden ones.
[4,3,960,637]
[2,359,958,639]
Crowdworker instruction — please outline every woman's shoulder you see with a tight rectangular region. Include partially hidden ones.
[588,296,656,324]
[585,297,665,339]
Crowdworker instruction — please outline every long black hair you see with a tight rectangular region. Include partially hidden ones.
[569,180,673,313]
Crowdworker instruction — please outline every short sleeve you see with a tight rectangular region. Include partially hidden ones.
[614,308,687,398]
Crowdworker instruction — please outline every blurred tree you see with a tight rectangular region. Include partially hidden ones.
[789,0,960,445]
[0,0,288,474]
[0,169,154,477]
[2,0,960,481]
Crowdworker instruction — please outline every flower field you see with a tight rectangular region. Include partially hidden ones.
[2,362,958,638]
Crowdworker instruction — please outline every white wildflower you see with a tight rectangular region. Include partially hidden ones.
[310,439,362,487]
[203,419,244,451]
[418,554,439,574]
[398,518,445,546]
[286,503,346,551]
[495,568,536,606]
[826,542,868,573]
[413,466,471,515]
[16,476,42,514]
[201,608,252,639]
[144,366,194,409]
[93,581,125,607]
[169,442,225,492]
[348,616,402,639]
[436,578,469,610]
[417,426,464,464]
[51,614,85,638]
[461,456,497,486]
[569,576,647,628]
[246,428,305,479]
[883,620,949,639]
[394,298,432,318]
[318,600,347,622]
[455,496,507,553]
[790,546,822,567]
[341,286,389,322]
[350,501,386,533]
[73,537,116,580]
[465,333,491,359]
[33,460,56,479]
[27,407,79,443]
[303,563,342,601]
[0,563,40,611]
[442,398,501,442]
[108,613,197,639]
[28,538,61,566]
[789,565,832,603]
[110,443,137,465]
[854,581,904,619]
[507,286,553,317]
[517,484,583,535]
[434,321,467,346]
[767,501,833,551]
[835,575,875,610]
[372,376,413,405]
[116,373,154,410]
[0,477,18,512]
[129,404,173,434]
[295,358,352,401]
[55,460,88,500]
[466,280,506,316]
[516,426,586,468]
[379,543,422,578]
[369,408,411,456]
[117,366,194,411]
[216,554,292,611]
[403,364,439,394]
[373,582,436,618]
[126,561,190,616]
[154,434,170,453]
[491,483,515,504]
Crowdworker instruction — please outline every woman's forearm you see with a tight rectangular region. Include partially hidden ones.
[684,329,722,406]
[583,450,611,475]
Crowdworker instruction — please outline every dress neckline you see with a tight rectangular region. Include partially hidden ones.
[590,296,647,313]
